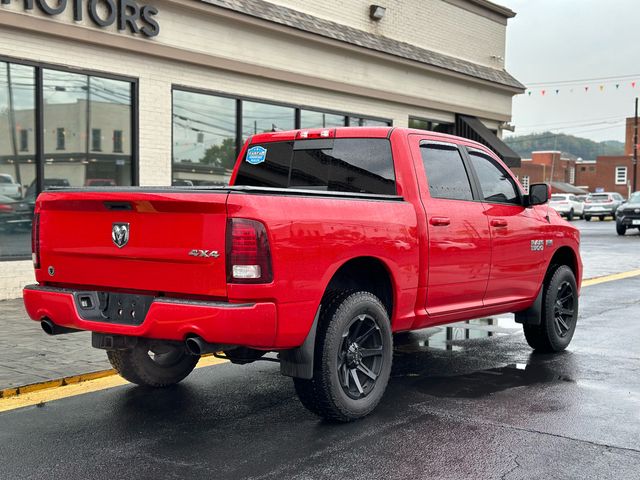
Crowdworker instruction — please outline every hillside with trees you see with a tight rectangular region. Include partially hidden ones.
[504,132,625,160]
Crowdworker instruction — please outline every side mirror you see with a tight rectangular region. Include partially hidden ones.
[525,183,550,207]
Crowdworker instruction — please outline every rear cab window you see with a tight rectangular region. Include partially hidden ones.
[234,138,396,195]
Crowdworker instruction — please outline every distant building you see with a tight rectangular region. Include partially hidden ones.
[575,156,635,197]
[573,117,637,196]
[511,151,580,194]
[511,120,639,197]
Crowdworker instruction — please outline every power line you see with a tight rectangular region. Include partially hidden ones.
[526,73,640,87]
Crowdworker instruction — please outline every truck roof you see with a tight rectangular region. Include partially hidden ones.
[248,127,490,152]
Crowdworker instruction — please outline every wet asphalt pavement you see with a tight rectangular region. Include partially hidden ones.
[1,220,640,479]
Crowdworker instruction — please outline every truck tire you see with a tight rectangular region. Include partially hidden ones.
[523,265,578,353]
[584,216,591,222]
[293,291,393,422]
[616,223,626,236]
[107,340,199,387]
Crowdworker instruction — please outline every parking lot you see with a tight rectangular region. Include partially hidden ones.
[1,218,639,479]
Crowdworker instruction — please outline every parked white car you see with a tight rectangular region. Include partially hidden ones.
[0,174,22,200]
[549,194,584,220]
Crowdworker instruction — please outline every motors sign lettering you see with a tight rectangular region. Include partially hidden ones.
[1,0,160,37]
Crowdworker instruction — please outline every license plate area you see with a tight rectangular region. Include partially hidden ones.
[632,220,640,225]
[73,291,154,326]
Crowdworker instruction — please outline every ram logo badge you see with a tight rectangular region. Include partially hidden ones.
[112,223,130,248]
[531,239,544,251]
[189,249,220,258]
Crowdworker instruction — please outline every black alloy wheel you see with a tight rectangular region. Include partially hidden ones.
[552,281,576,338]
[523,265,578,353]
[337,313,384,399]
[293,291,393,422]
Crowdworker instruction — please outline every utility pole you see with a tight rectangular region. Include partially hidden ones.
[633,97,638,192]
[6,64,22,187]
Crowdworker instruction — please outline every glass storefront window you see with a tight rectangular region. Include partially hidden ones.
[300,110,346,129]
[0,59,135,260]
[42,71,132,190]
[172,90,236,186]
[348,116,391,127]
[409,116,454,134]
[0,62,36,259]
[242,101,294,140]
[88,76,132,186]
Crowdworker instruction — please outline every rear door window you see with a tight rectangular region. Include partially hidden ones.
[420,144,473,201]
[234,138,396,195]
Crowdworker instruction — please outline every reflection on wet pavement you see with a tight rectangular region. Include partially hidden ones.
[391,317,576,399]
[394,316,520,353]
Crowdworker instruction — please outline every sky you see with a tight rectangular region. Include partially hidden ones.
[493,0,639,143]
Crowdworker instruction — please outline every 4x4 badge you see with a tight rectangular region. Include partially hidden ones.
[112,223,130,248]
[189,249,220,258]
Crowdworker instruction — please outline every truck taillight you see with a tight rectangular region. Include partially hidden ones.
[226,218,273,284]
[32,213,40,269]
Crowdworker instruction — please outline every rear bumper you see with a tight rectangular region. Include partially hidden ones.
[584,207,615,215]
[616,214,640,226]
[23,285,277,348]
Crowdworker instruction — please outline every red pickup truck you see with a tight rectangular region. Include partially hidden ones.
[23,127,582,421]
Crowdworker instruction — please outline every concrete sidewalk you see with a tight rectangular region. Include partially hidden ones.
[0,299,110,391]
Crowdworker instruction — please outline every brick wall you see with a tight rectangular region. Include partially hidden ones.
[576,156,636,197]
[511,152,576,185]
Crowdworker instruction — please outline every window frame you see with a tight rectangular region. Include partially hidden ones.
[91,128,102,152]
[0,54,139,262]
[19,129,29,152]
[113,129,123,153]
[615,166,628,185]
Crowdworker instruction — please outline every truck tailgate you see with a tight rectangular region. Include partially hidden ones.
[36,190,229,298]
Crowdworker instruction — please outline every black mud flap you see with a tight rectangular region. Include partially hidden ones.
[515,287,543,325]
[279,308,320,379]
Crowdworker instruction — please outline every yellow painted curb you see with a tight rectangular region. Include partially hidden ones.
[0,369,116,400]
[582,268,640,288]
[0,354,227,412]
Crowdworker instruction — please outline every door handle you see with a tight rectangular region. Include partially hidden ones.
[491,219,508,227]
[430,217,451,226]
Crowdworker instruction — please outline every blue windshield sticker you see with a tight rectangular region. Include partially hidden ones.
[246,146,267,165]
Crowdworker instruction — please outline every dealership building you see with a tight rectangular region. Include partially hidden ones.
[0,0,523,299]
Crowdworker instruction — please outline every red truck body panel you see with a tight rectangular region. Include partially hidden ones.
[23,127,582,351]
